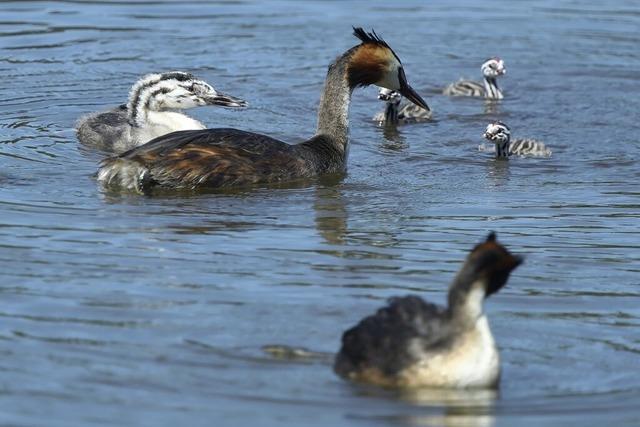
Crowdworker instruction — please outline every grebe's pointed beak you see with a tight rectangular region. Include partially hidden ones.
[203,91,248,108]
[398,67,429,111]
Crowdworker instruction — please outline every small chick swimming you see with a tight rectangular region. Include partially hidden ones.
[97,28,429,193]
[76,72,247,153]
[334,232,522,389]
[444,58,506,99]
[373,88,432,125]
[483,122,551,158]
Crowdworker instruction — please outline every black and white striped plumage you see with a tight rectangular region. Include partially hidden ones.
[76,72,246,153]
[444,58,506,99]
[373,88,433,125]
[483,122,551,158]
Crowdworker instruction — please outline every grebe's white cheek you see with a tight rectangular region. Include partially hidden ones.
[376,61,401,90]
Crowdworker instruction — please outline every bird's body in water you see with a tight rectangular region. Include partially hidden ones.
[76,72,246,153]
[334,232,522,389]
[482,122,551,158]
[373,88,432,125]
[97,28,429,193]
[444,58,506,99]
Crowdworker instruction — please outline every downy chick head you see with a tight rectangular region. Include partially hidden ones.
[378,88,402,105]
[141,72,247,110]
[481,57,506,79]
[348,27,429,111]
[484,122,511,145]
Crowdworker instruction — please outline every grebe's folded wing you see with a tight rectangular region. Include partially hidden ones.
[113,128,307,189]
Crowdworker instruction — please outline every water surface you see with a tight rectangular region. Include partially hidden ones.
[1,1,639,426]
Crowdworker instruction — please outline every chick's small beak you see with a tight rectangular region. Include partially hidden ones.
[398,68,430,111]
[203,91,248,108]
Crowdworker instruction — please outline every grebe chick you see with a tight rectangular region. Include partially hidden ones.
[443,58,506,99]
[373,88,433,125]
[97,28,429,193]
[483,122,551,158]
[334,232,522,389]
[76,72,247,153]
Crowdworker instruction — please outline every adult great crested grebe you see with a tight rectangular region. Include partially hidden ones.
[483,122,551,158]
[76,72,247,153]
[373,88,433,125]
[443,57,506,99]
[334,232,522,389]
[97,28,429,193]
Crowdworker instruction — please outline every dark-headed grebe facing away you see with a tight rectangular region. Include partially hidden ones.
[373,88,433,125]
[334,232,522,389]
[76,72,247,153]
[444,58,506,99]
[483,122,551,158]
[97,28,429,193]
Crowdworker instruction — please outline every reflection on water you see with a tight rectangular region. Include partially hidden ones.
[1,0,639,426]
[314,183,348,246]
[483,100,501,117]
[485,159,511,187]
[398,388,497,427]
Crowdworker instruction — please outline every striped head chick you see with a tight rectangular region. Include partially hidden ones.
[481,57,506,80]
[484,121,511,158]
[127,71,247,127]
[373,88,402,125]
[444,57,506,99]
[373,87,433,126]
[484,122,551,159]
[125,71,247,147]
[378,87,402,105]
[480,57,506,100]
[347,28,429,111]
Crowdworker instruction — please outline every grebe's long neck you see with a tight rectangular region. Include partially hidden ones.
[447,266,488,325]
[483,77,503,100]
[314,55,353,156]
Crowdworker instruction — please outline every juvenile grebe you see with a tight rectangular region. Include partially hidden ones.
[443,58,506,99]
[97,28,429,193]
[76,72,247,153]
[483,122,551,158]
[334,232,522,389]
[373,88,432,125]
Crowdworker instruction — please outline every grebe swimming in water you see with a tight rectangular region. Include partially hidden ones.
[97,28,429,193]
[483,122,551,158]
[76,72,247,153]
[334,232,522,389]
[444,58,506,99]
[373,88,432,125]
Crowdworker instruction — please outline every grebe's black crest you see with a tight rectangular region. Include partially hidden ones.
[352,27,401,62]
[353,27,389,49]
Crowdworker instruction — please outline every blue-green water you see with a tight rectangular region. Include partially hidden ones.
[1,1,639,426]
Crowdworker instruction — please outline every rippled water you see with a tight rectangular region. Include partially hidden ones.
[1,1,639,426]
